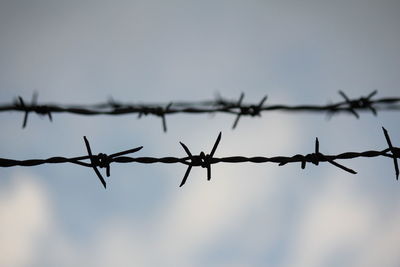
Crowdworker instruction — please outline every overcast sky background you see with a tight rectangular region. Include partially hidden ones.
[1,0,400,266]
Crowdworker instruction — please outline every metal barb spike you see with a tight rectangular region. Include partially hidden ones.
[338,90,359,118]
[382,127,399,180]
[83,136,107,189]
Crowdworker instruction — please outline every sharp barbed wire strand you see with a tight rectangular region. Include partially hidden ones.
[0,127,398,188]
[1,90,400,131]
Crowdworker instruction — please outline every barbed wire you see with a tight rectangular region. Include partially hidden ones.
[1,90,400,131]
[1,127,398,188]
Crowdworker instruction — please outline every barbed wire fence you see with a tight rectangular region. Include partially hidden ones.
[1,90,400,188]
[0,127,399,189]
[1,90,400,131]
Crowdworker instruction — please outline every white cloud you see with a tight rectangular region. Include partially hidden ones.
[354,212,400,267]
[286,176,395,267]
[0,171,50,267]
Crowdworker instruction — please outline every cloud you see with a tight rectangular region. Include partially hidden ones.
[0,171,50,267]
[286,176,400,267]
[354,211,400,267]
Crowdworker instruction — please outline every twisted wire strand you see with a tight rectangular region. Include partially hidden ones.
[1,90,400,131]
[1,127,398,188]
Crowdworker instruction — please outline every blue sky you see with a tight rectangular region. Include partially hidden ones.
[0,1,400,266]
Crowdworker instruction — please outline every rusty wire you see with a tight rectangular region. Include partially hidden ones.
[0,127,398,188]
[1,90,400,131]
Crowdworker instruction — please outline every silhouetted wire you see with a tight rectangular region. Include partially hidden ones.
[0,127,398,189]
[1,90,400,131]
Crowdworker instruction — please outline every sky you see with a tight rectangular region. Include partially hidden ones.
[0,0,400,266]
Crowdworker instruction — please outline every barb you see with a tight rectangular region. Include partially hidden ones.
[138,102,172,132]
[278,137,357,174]
[382,127,399,180]
[1,91,400,131]
[83,137,143,188]
[15,93,53,128]
[232,93,267,129]
[337,90,378,118]
[179,132,221,187]
[1,127,399,188]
